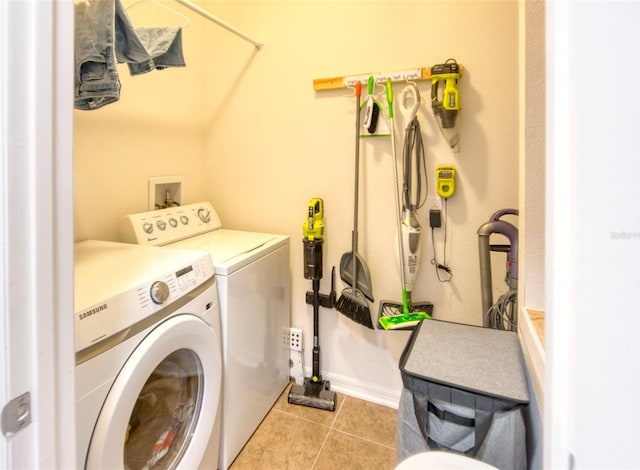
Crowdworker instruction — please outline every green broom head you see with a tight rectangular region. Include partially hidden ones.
[378,289,431,330]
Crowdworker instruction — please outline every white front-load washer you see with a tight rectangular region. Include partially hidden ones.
[74,240,222,469]
[119,202,291,469]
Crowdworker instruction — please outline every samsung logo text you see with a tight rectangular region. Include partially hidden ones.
[79,303,108,320]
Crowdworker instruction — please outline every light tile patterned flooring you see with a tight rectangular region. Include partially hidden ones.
[229,382,398,470]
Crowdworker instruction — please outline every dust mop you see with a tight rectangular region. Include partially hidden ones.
[378,81,432,330]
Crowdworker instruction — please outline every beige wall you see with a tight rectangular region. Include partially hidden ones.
[74,1,520,403]
[74,1,211,240]
[520,0,545,312]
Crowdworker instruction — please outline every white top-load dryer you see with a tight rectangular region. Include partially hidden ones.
[74,240,222,469]
[120,202,291,469]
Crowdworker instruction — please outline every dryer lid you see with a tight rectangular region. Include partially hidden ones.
[168,229,289,275]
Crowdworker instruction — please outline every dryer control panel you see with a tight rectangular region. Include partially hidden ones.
[119,202,223,246]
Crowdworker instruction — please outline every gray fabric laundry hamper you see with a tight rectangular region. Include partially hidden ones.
[398,320,530,470]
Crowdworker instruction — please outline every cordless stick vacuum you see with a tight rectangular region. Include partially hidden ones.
[288,198,337,411]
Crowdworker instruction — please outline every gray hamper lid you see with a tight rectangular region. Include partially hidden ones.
[400,320,529,405]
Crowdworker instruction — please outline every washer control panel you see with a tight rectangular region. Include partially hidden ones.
[119,202,223,246]
[74,240,216,354]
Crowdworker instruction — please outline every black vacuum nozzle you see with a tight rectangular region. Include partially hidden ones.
[288,379,336,411]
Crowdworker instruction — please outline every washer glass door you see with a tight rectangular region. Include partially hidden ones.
[86,314,221,470]
[124,349,202,469]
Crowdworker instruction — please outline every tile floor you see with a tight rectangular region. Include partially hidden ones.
[229,382,398,470]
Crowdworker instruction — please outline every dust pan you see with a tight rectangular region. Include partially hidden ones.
[338,250,373,302]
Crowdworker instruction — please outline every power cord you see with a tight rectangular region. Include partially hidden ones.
[402,117,428,211]
[404,116,443,284]
[430,198,452,282]
[484,290,518,331]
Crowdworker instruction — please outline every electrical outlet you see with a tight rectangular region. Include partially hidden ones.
[290,349,304,385]
[289,328,303,351]
[428,196,442,211]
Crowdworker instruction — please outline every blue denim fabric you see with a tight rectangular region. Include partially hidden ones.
[74,0,120,110]
[129,27,185,75]
[75,0,186,110]
[113,0,156,73]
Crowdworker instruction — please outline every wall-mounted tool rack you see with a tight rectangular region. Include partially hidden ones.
[312,65,464,91]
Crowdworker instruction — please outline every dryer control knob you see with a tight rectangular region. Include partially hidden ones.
[150,281,170,304]
[198,208,210,223]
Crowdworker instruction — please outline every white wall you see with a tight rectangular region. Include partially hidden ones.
[517,0,545,423]
[518,2,544,466]
[546,2,640,468]
[2,1,76,467]
[74,1,520,404]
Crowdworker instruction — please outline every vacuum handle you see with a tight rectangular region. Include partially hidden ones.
[312,342,320,381]
[312,278,321,381]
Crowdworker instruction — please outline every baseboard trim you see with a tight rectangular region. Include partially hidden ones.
[302,367,402,409]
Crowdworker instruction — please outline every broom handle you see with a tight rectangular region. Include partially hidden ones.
[352,81,362,286]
